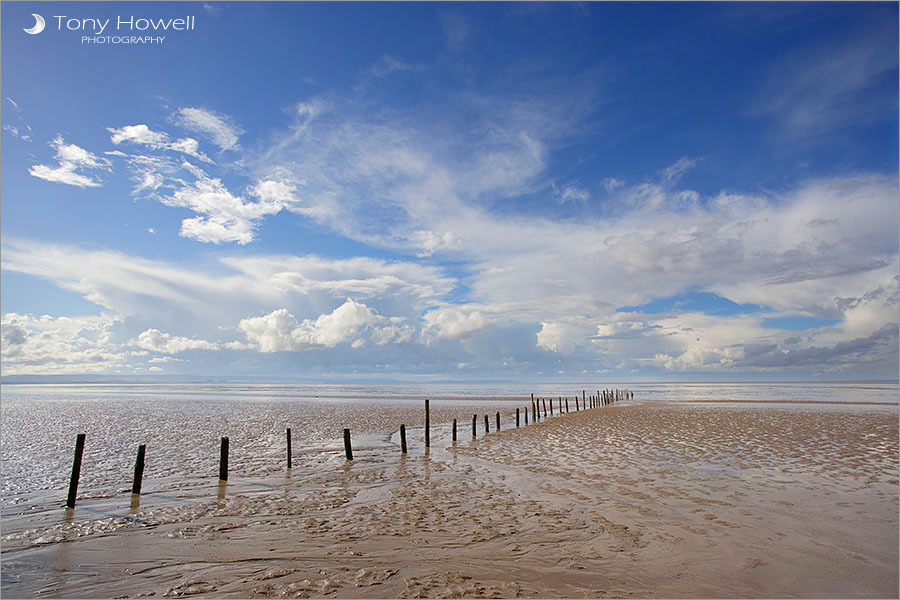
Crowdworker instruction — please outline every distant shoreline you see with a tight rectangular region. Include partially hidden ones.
[2,376,897,385]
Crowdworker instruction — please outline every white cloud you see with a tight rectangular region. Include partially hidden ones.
[536,318,593,354]
[108,124,212,163]
[239,299,401,352]
[3,97,33,141]
[161,162,299,244]
[601,177,624,192]
[1,240,453,333]
[552,181,590,205]
[422,308,493,342]
[369,55,423,78]
[173,107,242,151]
[409,230,461,257]
[660,156,699,186]
[752,25,897,138]
[135,328,220,354]
[28,136,110,188]
[1,313,130,375]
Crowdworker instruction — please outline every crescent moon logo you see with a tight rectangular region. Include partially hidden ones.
[24,14,45,35]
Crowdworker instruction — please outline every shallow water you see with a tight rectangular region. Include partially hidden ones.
[1,382,897,598]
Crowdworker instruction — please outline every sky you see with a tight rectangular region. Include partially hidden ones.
[1,1,898,382]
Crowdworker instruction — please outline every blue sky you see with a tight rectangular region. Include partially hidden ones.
[2,2,897,381]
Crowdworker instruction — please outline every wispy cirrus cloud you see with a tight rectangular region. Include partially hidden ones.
[3,97,33,141]
[28,136,110,188]
[173,107,243,151]
[107,124,213,163]
[751,25,898,138]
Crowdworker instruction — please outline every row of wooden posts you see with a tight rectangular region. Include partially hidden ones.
[64,389,633,508]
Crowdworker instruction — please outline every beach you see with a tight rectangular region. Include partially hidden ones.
[1,384,897,598]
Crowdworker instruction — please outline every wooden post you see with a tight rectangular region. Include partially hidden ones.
[66,433,86,508]
[425,399,430,448]
[400,424,407,454]
[343,428,353,460]
[566,398,569,413]
[576,397,580,411]
[286,428,292,469]
[516,408,520,427]
[218,436,229,481]
[550,398,554,415]
[583,389,586,405]
[452,418,457,442]
[484,414,489,434]
[524,406,529,425]
[131,443,146,495]
[472,414,477,438]
[542,398,547,418]
[496,411,500,431]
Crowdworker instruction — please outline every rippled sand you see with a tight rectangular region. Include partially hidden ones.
[2,401,897,598]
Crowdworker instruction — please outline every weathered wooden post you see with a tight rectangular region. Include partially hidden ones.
[66,433,86,508]
[566,398,569,412]
[472,414,477,438]
[542,398,547,418]
[583,389,586,406]
[576,397,580,411]
[496,411,500,431]
[550,398,554,415]
[452,418,457,442]
[343,428,353,460]
[286,428,292,469]
[516,408,520,427]
[131,443,146,496]
[218,436,229,481]
[484,414,489,433]
[524,406,529,425]
[425,399,430,448]
[400,424,408,454]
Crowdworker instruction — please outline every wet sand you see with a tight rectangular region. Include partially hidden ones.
[2,401,897,598]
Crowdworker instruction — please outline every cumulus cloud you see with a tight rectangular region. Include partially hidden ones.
[422,308,493,342]
[135,329,220,354]
[28,136,110,188]
[1,313,130,375]
[173,107,242,151]
[238,299,408,352]
[536,317,597,354]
